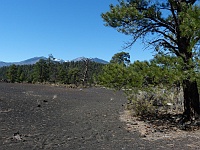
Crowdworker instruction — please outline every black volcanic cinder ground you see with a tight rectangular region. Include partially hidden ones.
[0,83,199,150]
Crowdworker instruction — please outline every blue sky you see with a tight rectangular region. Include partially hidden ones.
[0,0,154,62]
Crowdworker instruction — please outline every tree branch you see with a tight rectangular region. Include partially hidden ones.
[154,28,177,44]
[149,38,180,56]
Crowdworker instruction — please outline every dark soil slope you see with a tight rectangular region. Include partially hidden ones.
[0,83,199,150]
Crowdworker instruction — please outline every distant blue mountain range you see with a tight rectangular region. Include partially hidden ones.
[0,56,109,67]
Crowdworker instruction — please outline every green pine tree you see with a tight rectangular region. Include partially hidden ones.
[102,0,200,122]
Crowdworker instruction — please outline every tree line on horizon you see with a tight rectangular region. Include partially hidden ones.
[0,56,105,86]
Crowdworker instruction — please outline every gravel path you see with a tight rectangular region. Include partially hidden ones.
[0,83,199,150]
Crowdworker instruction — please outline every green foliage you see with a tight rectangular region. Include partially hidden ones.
[33,59,49,83]
[0,66,8,79]
[57,65,68,84]
[102,0,200,119]
[67,68,80,85]
[180,4,200,42]
[99,53,197,115]
[47,54,59,83]
[7,64,17,83]
[110,51,130,66]
[100,54,187,90]
[102,0,200,65]
[99,63,129,89]
[0,58,104,86]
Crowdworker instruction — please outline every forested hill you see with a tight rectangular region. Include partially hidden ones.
[0,58,105,86]
[0,57,108,67]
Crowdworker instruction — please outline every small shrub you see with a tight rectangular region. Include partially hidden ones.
[125,86,184,116]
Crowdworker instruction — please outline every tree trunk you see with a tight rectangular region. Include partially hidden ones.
[183,79,200,122]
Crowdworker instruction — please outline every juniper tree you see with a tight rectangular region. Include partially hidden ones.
[102,0,200,122]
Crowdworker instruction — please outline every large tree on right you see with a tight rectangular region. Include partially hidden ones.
[102,0,200,122]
